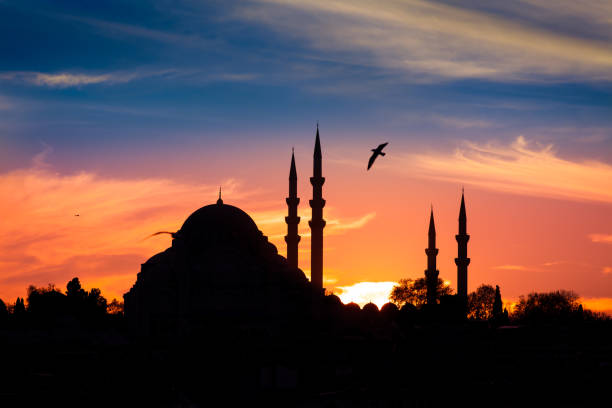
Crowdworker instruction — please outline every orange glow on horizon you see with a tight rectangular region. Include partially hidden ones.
[335,281,397,309]
[0,138,611,316]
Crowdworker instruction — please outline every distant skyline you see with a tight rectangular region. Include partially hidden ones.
[0,1,611,313]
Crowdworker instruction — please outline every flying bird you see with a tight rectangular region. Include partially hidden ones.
[367,142,388,170]
[146,231,178,239]
[74,214,80,217]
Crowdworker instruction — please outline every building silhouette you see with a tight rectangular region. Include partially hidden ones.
[309,125,326,293]
[285,149,300,270]
[124,128,327,337]
[455,190,470,297]
[124,123,475,338]
[425,208,439,305]
[123,191,314,338]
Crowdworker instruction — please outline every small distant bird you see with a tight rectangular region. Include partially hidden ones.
[367,142,388,170]
[74,214,80,217]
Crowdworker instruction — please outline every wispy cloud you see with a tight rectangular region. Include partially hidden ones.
[543,261,565,267]
[327,212,376,233]
[267,212,376,240]
[589,234,612,244]
[494,265,528,271]
[0,151,259,301]
[239,0,612,81]
[0,71,138,88]
[401,136,612,203]
[0,69,260,88]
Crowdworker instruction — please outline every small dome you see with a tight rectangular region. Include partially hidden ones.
[178,201,261,241]
[363,302,380,313]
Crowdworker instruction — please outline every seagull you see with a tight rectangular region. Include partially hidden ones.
[146,231,178,239]
[367,142,388,170]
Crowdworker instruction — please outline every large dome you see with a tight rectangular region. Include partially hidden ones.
[178,199,261,240]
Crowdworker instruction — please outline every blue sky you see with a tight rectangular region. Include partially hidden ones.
[1,0,611,176]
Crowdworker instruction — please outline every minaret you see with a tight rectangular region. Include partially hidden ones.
[285,149,301,269]
[455,189,470,298]
[309,125,326,292]
[425,207,439,305]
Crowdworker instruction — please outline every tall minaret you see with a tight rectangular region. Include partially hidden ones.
[285,149,300,269]
[455,189,470,298]
[425,207,439,305]
[309,125,326,292]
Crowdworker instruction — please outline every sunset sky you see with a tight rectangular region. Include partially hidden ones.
[1,1,611,313]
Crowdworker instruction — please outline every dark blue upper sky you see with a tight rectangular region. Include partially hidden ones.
[1,0,611,175]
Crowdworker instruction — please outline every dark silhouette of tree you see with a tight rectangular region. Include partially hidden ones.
[107,299,124,315]
[26,284,69,326]
[0,298,7,325]
[24,279,109,326]
[66,277,87,299]
[87,288,108,313]
[467,284,496,320]
[513,290,581,323]
[493,285,503,317]
[14,297,26,316]
[390,277,452,307]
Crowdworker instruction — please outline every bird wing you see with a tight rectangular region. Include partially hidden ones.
[147,231,174,238]
[367,152,377,170]
[378,142,388,150]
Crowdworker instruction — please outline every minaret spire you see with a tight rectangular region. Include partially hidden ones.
[455,189,470,298]
[309,124,326,292]
[217,186,223,205]
[285,149,301,269]
[425,207,439,305]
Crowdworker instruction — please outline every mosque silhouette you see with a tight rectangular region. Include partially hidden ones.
[124,126,471,337]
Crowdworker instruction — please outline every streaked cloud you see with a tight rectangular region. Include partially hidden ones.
[0,71,138,88]
[403,136,612,203]
[0,69,260,88]
[327,212,376,233]
[33,73,115,87]
[266,212,376,240]
[543,261,565,267]
[494,265,528,271]
[0,152,256,301]
[589,234,612,244]
[335,281,397,308]
[240,0,612,81]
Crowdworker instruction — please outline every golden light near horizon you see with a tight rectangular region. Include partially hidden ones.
[335,281,397,309]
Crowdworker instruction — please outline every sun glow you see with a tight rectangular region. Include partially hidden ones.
[335,281,397,309]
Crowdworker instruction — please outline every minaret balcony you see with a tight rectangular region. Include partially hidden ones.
[454,257,471,266]
[308,219,326,229]
[285,215,300,224]
[309,176,325,186]
[286,197,300,206]
[284,235,301,244]
[455,234,470,243]
[309,198,326,208]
